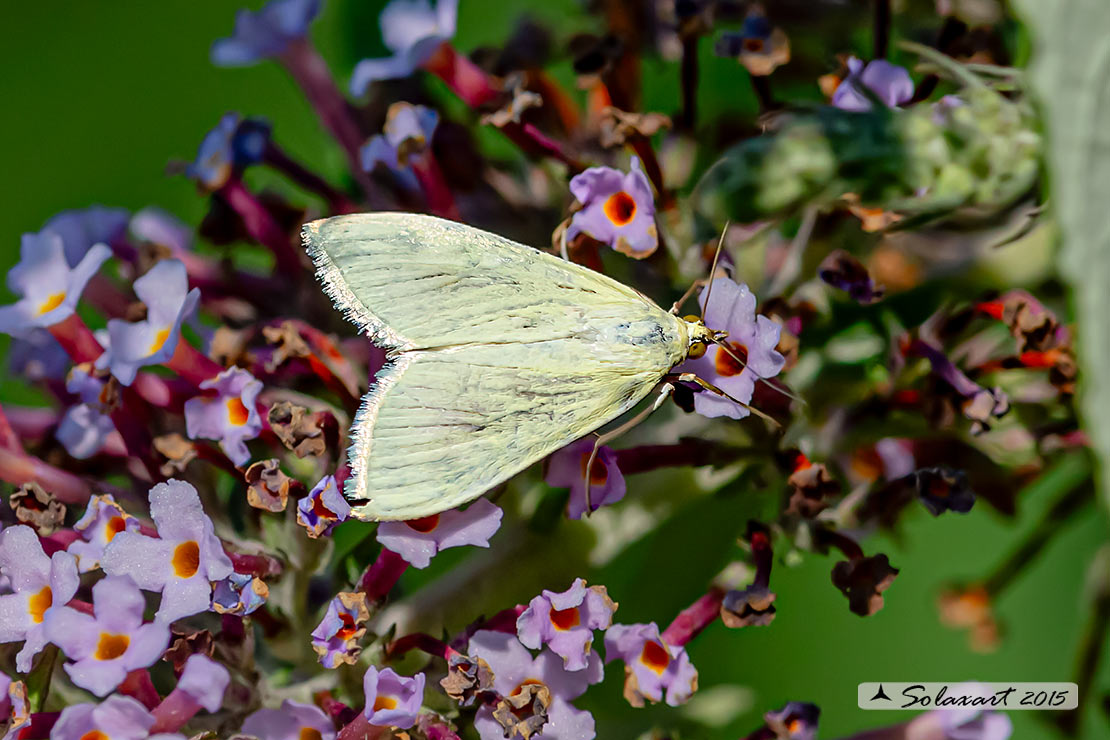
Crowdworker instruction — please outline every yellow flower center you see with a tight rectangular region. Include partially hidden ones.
[28,586,52,623]
[94,632,130,661]
[714,341,749,378]
[300,729,324,740]
[80,732,109,740]
[37,292,66,316]
[105,515,127,542]
[148,326,172,355]
[372,695,398,712]
[172,540,200,578]
[226,397,250,426]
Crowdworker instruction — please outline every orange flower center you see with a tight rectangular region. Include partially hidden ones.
[549,606,581,631]
[714,341,749,377]
[578,453,608,486]
[313,494,337,518]
[148,326,172,355]
[743,37,765,53]
[639,640,671,674]
[80,732,109,740]
[94,632,130,660]
[336,612,359,641]
[299,729,324,740]
[510,678,545,696]
[603,191,637,226]
[226,397,250,426]
[372,695,398,712]
[406,514,440,533]
[787,718,803,733]
[172,540,200,578]
[37,292,66,316]
[928,478,950,499]
[28,586,52,623]
[105,515,127,542]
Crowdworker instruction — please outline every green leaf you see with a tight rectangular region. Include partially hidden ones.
[1010,0,1110,506]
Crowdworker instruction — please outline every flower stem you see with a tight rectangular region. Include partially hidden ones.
[0,446,91,504]
[264,141,360,214]
[359,548,409,602]
[661,587,725,646]
[219,178,304,277]
[386,632,462,662]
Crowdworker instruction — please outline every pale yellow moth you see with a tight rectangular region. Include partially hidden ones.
[305,212,759,521]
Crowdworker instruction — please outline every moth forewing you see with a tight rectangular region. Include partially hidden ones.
[305,213,694,521]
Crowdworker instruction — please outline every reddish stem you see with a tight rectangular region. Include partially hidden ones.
[423,42,501,108]
[264,141,360,214]
[48,314,103,363]
[387,632,462,662]
[280,40,376,201]
[661,588,725,647]
[149,689,202,734]
[480,605,526,634]
[219,178,304,277]
[338,713,391,740]
[228,551,283,578]
[64,598,95,616]
[41,530,82,556]
[118,669,162,710]
[412,154,460,220]
[164,337,225,388]
[0,446,91,504]
[359,548,409,602]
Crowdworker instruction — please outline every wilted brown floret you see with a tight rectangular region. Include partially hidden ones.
[440,653,496,707]
[938,584,1001,653]
[786,459,841,518]
[153,433,198,476]
[268,401,336,458]
[598,107,672,148]
[262,321,312,372]
[721,585,777,627]
[10,482,65,535]
[492,681,551,740]
[831,554,899,617]
[244,459,303,512]
[163,628,215,673]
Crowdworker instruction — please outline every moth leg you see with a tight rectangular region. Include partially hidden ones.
[584,382,676,515]
[670,280,708,315]
[668,372,781,427]
[559,222,570,262]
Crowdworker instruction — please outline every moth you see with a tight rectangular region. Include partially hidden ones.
[305,212,766,521]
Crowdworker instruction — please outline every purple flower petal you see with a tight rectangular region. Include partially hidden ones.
[51,695,157,740]
[43,206,129,265]
[296,475,351,538]
[349,0,457,93]
[211,0,321,67]
[363,665,425,728]
[184,366,263,466]
[516,578,617,671]
[567,158,658,257]
[831,57,914,111]
[545,439,626,519]
[604,622,697,707]
[376,499,503,568]
[242,699,337,740]
[68,494,140,573]
[176,654,230,712]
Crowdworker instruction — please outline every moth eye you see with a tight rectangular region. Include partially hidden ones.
[688,341,707,359]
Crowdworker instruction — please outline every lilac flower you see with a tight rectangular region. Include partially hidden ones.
[101,479,233,623]
[68,494,140,573]
[0,231,111,336]
[184,366,263,466]
[185,113,272,191]
[0,525,79,672]
[604,623,698,707]
[469,629,601,740]
[932,683,1013,740]
[831,57,914,111]
[363,666,425,728]
[763,701,820,740]
[212,571,268,615]
[350,0,458,94]
[545,439,626,519]
[211,0,321,67]
[311,591,370,668]
[713,9,791,77]
[566,157,658,258]
[173,654,231,713]
[51,695,184,740]
[517,578,617,671]
[242,699,337,740]
[376,499,503,569]
[0,673,30,739]
[130,207,193,256]
[44,575,169,697]
[97,259,200,386]
[44,206,129,265]
[56,366,117,460]
[361,103,438,176]
[8,329,69,381]
[296,475,351,538]
[674,278,785,419]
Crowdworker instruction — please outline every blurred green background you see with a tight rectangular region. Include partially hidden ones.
[2,2,1107,738]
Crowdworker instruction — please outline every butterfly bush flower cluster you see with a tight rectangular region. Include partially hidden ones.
[0,0,1078,737]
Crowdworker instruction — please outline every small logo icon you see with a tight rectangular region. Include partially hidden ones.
[870,684,892,702]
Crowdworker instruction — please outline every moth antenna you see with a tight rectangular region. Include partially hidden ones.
[710,338,807,405]
[700,221,730,321]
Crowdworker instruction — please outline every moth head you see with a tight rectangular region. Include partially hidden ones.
[683,315,721,359]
